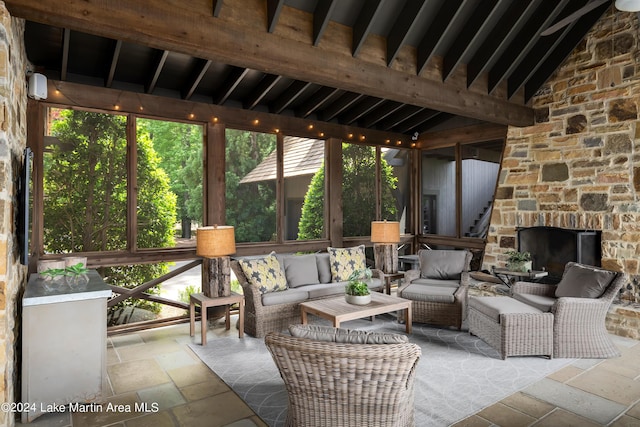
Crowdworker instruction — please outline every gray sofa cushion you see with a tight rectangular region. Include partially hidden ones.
[261,288,309,306]
[315,253,332,283]
[289,324,408,344]
[512,292,556,312]
[304,282,347,299]
[410,278,460,288]
[282,254,320,288]
[400,284,457,303]
[419,249,468,280]
[555,262,617,298]
[469,296,542,322]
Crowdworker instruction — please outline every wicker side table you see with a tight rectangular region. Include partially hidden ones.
[190,292,244,344]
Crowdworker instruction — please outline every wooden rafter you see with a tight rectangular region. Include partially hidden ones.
[146,49,168,94]
[105,39,122,88]
[313,0,338,47]
[244,74,281,109]
[6,0,534,127]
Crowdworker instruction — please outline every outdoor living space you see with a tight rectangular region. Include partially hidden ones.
[6,2,640,427]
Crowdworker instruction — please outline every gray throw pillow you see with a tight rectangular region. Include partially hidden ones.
[419,249,468,280]
[289,324,408,344]
[282,254,320,288]
[315,253,332,283]
[555,262,617,298]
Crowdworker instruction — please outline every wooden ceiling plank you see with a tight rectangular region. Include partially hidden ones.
[466,0,540,88]
[295,86,341,118]
[313,0,338,47]
[214,66,250,105]
[244,74,282,109]
[415,113,455,135]
[270,80,312,114]
[387,0,428,67]
[417,122,507,149]
[267,0,285,33]
[379,105,424,131]
[60,27,70,81]
[105,39,122,88]
[146,49,168,94]
[320,92,364,121]
[396,108,440,134]
[442,0,500,82]
[487,0,569,94]
[416,0,467,76]
[340,97,385,125]
[360,101,404,128]
[182,58,212,100]
[352,0,385,57]
[7,0,534,126]
[524,2,608,101]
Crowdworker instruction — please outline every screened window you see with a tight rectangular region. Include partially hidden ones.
[225,129,277,243]
[44,108,128,253]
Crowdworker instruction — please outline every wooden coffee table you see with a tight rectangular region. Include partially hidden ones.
[300,292,412,333]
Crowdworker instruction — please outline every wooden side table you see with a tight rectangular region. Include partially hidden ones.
[382,272,405,294]
[190,292,244,344]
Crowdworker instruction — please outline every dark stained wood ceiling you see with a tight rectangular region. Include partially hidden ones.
[9,0,611,140]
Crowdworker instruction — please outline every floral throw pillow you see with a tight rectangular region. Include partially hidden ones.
[239,252,288,294]
[327,245,366,282]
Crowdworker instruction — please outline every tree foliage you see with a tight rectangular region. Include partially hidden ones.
[298,143,398,239]
[225,129,277,242]
[44,109,177,313]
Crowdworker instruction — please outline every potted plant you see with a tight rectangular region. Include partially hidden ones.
[505,250,532,272]
[65,262,90,288]
[345,268,372,305]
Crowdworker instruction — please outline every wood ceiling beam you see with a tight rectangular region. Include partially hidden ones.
[145,49,168,94]
[60,28,70,81]
[212,0,223,17]
[48,79,416,147]
[270,80,312,114]
[416,122,508,149]
[442,0,499,82]
[340,97,385,125]
[417,1,466,76]
[267,0,285,33]
[295,86,341,118]
[182,59,212,100]
[313,0,338,47]
[320,92,363,122]
[396,108,440,134]
[105,39,122,88]
[387,0,428,67]
[360,101,404,128]
[243,74,281,109]
[7,0,534,127]
[379,105,424,131]
[352,0,385,57]
[214,66,250,105]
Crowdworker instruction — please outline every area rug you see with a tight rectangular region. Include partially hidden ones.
[189,316,574,426]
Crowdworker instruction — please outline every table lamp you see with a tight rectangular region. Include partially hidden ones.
[196,225,236,297]
[371,220,400,274]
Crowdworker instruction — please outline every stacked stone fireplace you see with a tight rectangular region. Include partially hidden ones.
[482,8,640,338]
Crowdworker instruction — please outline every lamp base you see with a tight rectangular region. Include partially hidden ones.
[202,256,231,297]
[373,243,398,274]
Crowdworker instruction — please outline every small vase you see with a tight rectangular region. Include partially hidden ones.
[66,274,90,289]
[345,294,371,305]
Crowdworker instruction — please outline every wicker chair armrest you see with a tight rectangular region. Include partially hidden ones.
[460,271,472,287]
[553,295,611,319]
[398,269,420,293]
[511,281,556,297]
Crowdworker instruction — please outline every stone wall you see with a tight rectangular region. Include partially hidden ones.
[483,8,640,338]
[0,2,28,426]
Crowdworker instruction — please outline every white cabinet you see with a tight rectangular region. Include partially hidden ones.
[21,270,111,423]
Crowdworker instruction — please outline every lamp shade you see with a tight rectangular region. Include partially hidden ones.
[371,221,400,243]
[196,225,236,257]
[616,0,640,12]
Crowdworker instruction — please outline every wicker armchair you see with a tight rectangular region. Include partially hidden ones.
[511,262,625,358]
[398,249,472,329]
[265,328,421,427]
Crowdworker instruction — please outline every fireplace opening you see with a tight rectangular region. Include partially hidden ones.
[517,226,601,284]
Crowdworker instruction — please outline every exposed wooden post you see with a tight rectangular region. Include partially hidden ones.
[202,256,231,297]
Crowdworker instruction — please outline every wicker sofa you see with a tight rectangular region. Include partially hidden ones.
[230,251,383,338]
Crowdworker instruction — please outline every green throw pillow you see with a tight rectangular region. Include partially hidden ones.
[239,252,288,294]
[328,245,366,282]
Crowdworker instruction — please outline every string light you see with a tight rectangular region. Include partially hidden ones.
[253,119,260,125]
